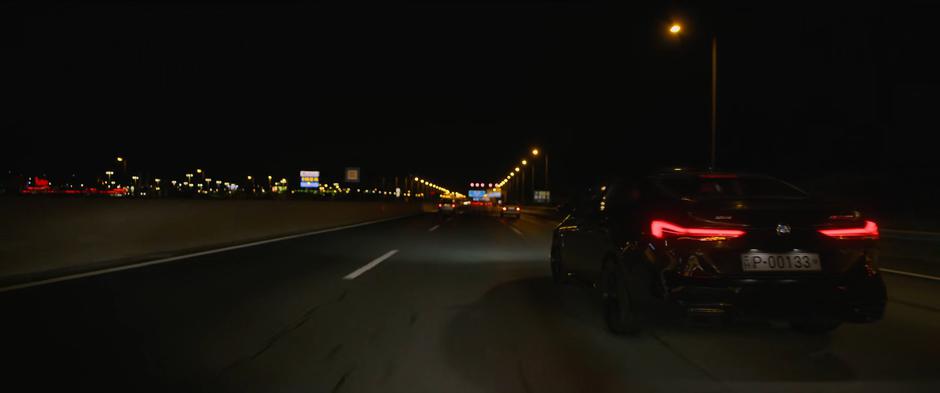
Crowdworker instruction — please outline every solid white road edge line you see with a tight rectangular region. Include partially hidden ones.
[0,214,417,293]
[880,268,940,282]
[343,250,400,280]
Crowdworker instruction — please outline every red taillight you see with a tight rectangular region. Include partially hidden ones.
[438,203,442,208]
[819,220,879,239]
[451,204,456,208]
[650,220,745,240]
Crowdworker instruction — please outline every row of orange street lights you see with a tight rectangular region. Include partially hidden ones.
[102,157,436,198]
[496,148,543,204]
[104,156,462,200]
[412,177,465,199]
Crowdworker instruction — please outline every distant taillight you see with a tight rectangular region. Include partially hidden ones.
[650,220,745,240]
[819,220,879,239]
[438,203,442,208]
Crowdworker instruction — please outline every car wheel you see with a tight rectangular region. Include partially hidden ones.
[550,238,569,285]
[790,317,842,335]
[603,260,641,335]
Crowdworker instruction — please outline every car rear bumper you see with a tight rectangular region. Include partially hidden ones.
[667,274,886,322]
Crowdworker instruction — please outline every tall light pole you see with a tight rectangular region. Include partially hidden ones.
[116,157,127,176]
[670,22,718,169]
[532,148,548,190]
[710,34,717,169]
[521,160,528,204]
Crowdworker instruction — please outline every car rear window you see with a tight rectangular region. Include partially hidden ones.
[655,175,807,199]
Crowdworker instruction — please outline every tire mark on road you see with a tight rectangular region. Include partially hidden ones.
[647,331,726,388]
[516,359,533,393]
[211,294,345,383]
[325,344,344,361]
[332,368,353,393]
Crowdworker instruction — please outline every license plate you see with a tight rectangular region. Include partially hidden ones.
[741,252,821,272]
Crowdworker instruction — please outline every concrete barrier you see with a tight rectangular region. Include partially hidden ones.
[0,198,429,287]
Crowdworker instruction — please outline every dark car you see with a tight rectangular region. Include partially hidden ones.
[550,170,886,335]
[437,199,457,216]
[500,204,521,218]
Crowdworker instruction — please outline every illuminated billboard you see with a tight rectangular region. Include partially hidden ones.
[300,171,320,188]
[345,167,360,183]
[534,190,551,203]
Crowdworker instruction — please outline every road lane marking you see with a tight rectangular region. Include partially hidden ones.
[428,225,440,232]
[881,268,940,282]
[343,250,399,280]
[510,226,524,237]
[882,228,940,236]
[0,214,419,293]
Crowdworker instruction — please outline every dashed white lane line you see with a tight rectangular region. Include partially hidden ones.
[428,225,440,232]
[881,268,940,282]
[509,226,525,237]
[0,214,418,294]
[343,250,399,280]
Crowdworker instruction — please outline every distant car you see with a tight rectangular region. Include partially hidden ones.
[500,204,521,218]
[550,170,886,335]
[437,200,457,215]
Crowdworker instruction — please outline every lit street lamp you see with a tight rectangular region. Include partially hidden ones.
[116,157,127,175]
[670,21,718,169]
[521,160,528,204]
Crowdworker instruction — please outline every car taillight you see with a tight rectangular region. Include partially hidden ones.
[650,220,745,240]
[451,204,456,208]
[818,220,879,239]
[438,203,442,208]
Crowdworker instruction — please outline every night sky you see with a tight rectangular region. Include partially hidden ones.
[4,0,939,194]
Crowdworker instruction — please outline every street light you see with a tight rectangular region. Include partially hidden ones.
[116,157,127,175]
[532,149,539,156]
[669,20,718,169]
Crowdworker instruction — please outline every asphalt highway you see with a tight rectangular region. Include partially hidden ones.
[2,212,939,392]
